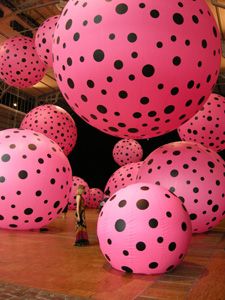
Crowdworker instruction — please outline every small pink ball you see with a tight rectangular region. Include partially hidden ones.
[178,93,225,152]
[0,37,46,88]
[20,104,77,156]
[113,139,143,166]
[68,176,90,209]
[104,161,142,195]
[86,188,104,208]
[35,15,60,67]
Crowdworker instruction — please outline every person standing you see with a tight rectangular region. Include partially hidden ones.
[74,184,89,246]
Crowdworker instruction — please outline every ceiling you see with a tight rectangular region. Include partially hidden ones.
[0,0,225,102]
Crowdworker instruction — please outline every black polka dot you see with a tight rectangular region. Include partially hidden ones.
[118,200,127,207]
[136,199,149,210]
[116,4,128,14]
[149,262,158,269]
[173,13,184,25]
[170,169,178,177]
[164,105,175,114]
[123,250,129,256]
[18,170,28,179]
[24,208,33,215]
[149,218,158,228]
[142,64,155,77]
[115,219,126,232]
[97,105,107,114]
[127,33,137,43]
[93,49,105,62]
[1,154,10,162]
[150,9,160,18]
[65,19,72,30]
[28,144,37,150]
[73,32,80,41]
[94,15,102,24]
[67,78,75,89]
[35,217,43,222]
[190,213,197,220]
[107,238,112,245]
[181,222,187,231]
[168,242,176,251]
[121,266,133,273]
[136,241,146,251]
[157,237,163,243]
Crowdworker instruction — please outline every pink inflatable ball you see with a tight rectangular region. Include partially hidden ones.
[178,93,225,152]
[86,188,104,208]
[97,182,192,274]
[0,36,46,88]
[0,128,72,230]
[113,139,143,166]
[104,161,142,196]
[136,141,225,233]
[68,176,90,209]
[52,0,221,140]
[20,104,77,156]
[35,15,60,67]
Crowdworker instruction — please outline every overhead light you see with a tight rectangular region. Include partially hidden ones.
[55,0,67,11]
[13,103,17,107]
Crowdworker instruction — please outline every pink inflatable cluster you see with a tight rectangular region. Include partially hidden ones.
[0,37,46,88]
[113,139,143,166]
[53,0,220,139]
[178,93,225,152]
[35,15,60,67]
[68,176,90,209]
[97,182,192,274]
[104,162,142,196]
[137,141,225,233]
[20,104,77,156]
[0,129,72,230]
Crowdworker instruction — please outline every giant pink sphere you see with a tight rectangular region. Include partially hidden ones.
[52,0,221,139]
[0,37,46,88]
[104,161,142,196]
[137,141,225,233]
[97,182,192,274]
[35,15,60,67]
[68,176,90,209]
[20,104,77,156]
[113,139,143,166]
[178,93,225,152]
[86,188,104,208]
[0,129,72,230]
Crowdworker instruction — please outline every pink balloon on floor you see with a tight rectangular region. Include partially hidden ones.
[35,15,60,67]
[86,188,104,208]
[178,93,225,152]
[104,161,142,196]
[0,37,46,88]
[0,129,72,230]
[137,141,225,233]
[68,176,90,209]
[97,182,192,274]
[52,0,220,139]
[20,104,77,156]
[113,139,143,166]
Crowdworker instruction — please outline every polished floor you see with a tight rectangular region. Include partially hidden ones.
[0,209,224,300]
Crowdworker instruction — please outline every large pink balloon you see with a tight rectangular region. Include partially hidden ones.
[0,129,72,230]
[113,139,143,166]
[68,176,90,209]
[137,141,225,233]
[20,104,77,156]
[104,161,142,196]
[35,15,60,67]
[0,37,46,88]
[86,188,104,208]
[52,0,221,139]
[178,93,225,152]
[97,182,192,274]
